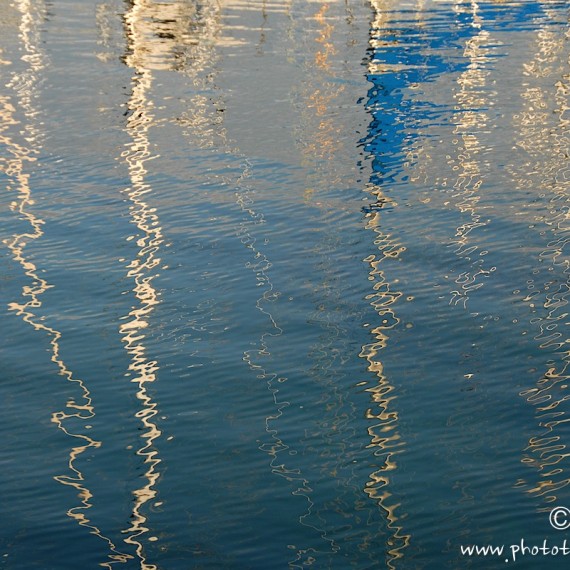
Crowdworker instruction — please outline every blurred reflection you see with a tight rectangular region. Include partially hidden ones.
[288,4,369,565]
[509,2,570,510]
[297,2,341,164]
[292,0,362,208]
[96,0,126,63]
[2,0,128,566]
[146,0,227,149]
[447,0,496,310]
[122,0,222,71]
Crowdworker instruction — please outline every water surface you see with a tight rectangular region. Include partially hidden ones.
[1,0,570,568]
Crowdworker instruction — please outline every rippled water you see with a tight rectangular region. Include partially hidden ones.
[1,0,570,568]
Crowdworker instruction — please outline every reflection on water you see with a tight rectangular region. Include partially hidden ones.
[2,0,128,567]
[359,0,570,565]
[122,0,222,71]
[3,0,570,568]
[509,0,570,510]
[358,3,410,567]
[118,1,169,567]
[285,4,373,566]
[447,1,496,311]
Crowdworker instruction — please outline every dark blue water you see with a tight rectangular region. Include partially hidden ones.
[1,0,570,568]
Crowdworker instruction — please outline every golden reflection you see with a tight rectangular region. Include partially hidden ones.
[294,2,346,189]
[2,0,129,566]
[359,195,409,569]
[509,2,570,509]
[291,0,365,221]
[446,0,496,310]
[119,2,168,567]
[358,2,411,566]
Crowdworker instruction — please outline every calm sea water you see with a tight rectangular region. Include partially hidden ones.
[1,0,570,568]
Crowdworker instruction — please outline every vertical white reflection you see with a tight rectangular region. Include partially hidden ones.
[2,0,130,566]
[119,2,164,567]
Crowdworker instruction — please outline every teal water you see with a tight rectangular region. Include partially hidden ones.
[1,0,570,568]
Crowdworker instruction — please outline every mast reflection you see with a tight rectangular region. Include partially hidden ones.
[3,0,129,566]
[359,1,410,567]
[118,1,173,566]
